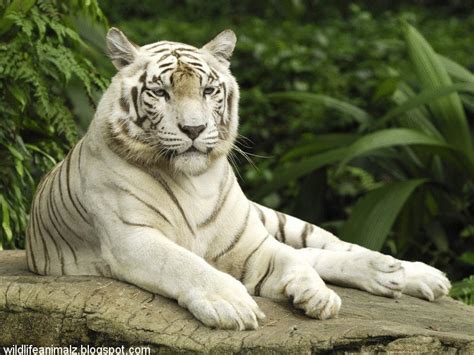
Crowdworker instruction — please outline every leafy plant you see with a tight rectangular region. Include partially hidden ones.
[260,23,474,302]
[450,276,474,305]
[0,0,108,249]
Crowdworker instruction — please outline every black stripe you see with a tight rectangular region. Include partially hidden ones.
[222,84,227,122]
[77,139,85,174]
[192,66,207,76]
[143,100,154,109]
[153,172,194,234]
[45,188,67,274]
[152,47,170,54]
[209,68,218,80]
[301,223,311,248]
[145,43,167,50]
[27,169,55,273]
[49,170,79,263]
[255,205,266,225]
[53,161,87,244]
[213,206,250,261]
[33,202,49,274]
[116,185,170,224]
[276,211,286,243]
[70,154,89,217]
[185,61,203,67]
[156,113,164,125]
[122,220,156,229]
[175,47,197,52]
[180,53,201,61]
[25,234,35,272]
[159,67,174,75]
[254,256,275,296]
[26,203,39,273]
[33,171,54,270]
[157,53,172,63]
[198,166,231,227]
[64,152,89,224]
[239,235,270,282]
[34,177,56,274]
[226,87,234,122]
[75,193,88,216]
[131,86,146,127]
[158,61,174,68]
[119,96,130,113]
[115,211,157,230]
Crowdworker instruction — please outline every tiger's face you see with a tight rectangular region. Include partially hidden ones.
[103,28,239,175]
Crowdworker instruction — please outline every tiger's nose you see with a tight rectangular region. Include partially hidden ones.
[178,124,206,140]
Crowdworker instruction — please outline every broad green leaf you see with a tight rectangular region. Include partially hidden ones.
[5,144,25,161]
[461,94,474,113]
[25,144,57,165]
[439,55,474,83]
[339,128,451,169]
[459,252,474,266]
[0,195,13,246]
[377,82,474,128]
[404,23,472,155]
[268,92,371,125]
[255,147,347,198]
[341,179,428,251]
[393,82,444,140]
[8,84,28,111]
[282,133,358,162]
[450,276,474,305]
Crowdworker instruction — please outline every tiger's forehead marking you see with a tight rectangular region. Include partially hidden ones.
[142,41,200,60]
[140,41,218,87]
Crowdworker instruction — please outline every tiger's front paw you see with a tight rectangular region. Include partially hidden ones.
[179,273,265,330]
[283,267,341,320]
[401,261,451,301]
[357,251,407,298]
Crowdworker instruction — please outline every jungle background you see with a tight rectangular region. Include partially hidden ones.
[1,0,473,304]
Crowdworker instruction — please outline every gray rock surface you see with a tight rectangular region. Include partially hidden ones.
[1,250,473,354]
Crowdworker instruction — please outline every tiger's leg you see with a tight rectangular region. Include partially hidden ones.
[252,202,451,301]
[98,222,264,330]
[211,204,341,320]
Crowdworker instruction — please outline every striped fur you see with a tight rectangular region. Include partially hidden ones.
[26,28,450,330]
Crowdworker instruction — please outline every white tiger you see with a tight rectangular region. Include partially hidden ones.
[26,28,451,330]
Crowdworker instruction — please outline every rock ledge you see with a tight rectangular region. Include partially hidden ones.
[1,251,473,354]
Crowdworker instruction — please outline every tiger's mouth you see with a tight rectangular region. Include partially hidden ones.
[177,145,211,156]
[185,146,200,153]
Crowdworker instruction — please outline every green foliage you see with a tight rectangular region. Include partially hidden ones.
[451,276,474,305]
[0,0,108,248]
[264,23,474,301]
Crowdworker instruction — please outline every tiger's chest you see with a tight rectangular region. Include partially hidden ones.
[164,167,242,257]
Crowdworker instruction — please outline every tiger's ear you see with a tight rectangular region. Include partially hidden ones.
[202,29,236,65]
[106,27,139,70]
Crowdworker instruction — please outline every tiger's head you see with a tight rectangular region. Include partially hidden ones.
[99,28,239,175]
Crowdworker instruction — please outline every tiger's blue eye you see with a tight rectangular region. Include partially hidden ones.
[203,87,215,96]
[152,88,167,97]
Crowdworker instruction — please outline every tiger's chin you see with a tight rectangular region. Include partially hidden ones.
[173,151,211,176]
